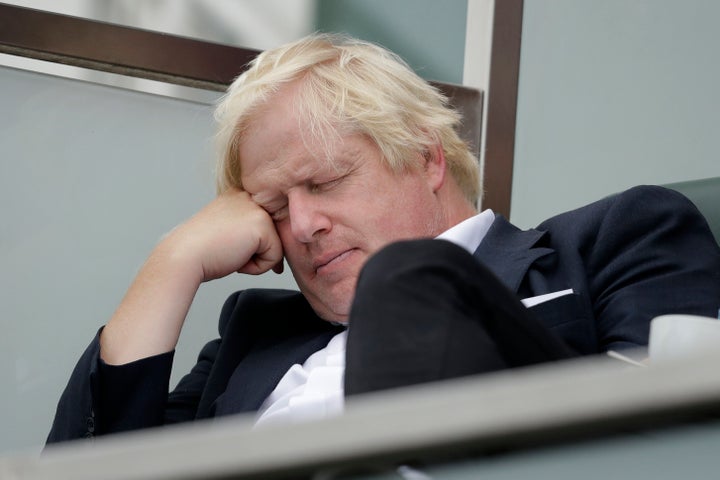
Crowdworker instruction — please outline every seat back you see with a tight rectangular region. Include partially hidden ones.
[665,177,720,245]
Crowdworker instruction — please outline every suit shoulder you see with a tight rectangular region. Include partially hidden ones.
[217,288,307,335]
[217,288,330,338]
[538,185,696,227]
[611,184,696,208]
[597,185,703,228]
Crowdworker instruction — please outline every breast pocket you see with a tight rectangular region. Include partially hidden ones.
[527,293,595,354]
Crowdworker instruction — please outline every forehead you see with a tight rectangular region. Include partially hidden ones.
[238,104,371,195]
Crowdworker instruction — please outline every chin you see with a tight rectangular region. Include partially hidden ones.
[300,279,356,324]
[310,296,352,324]
[319,305,350,324]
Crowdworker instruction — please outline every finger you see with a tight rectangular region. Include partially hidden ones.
[272,260,284,274]
[237,238,283,275]
[237,254,280,275]
[253,223,284,271]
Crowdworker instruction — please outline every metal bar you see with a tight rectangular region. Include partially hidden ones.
[482,0,524,218]
[0,3,259,90]
[0,3,484,153]
[10,350,720,479]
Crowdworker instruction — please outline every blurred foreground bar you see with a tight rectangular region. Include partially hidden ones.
[4,349,720,479]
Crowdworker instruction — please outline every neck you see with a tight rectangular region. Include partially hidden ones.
[437,188,478,233]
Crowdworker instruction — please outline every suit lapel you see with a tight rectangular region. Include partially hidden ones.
[215,329,341,416]
[198,289,343,419]
[473,215,554,293]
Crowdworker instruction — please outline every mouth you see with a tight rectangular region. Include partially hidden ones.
[313,249,357,274]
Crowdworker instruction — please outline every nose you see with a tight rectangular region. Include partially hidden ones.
[287,189,332,242]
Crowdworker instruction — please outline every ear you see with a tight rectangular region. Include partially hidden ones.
[423,143,447,193]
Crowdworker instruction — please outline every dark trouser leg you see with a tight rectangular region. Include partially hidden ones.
[344,239,576,396]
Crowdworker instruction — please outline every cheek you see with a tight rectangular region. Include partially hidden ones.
[371,191,437,238]
[275,221,291,243]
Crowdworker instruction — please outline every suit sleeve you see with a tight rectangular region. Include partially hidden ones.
[44,289,244,444]
[45,328,175,444]
[585,186,720,350]
[45,289,248,444]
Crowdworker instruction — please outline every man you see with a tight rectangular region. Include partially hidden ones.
[47,34,720,442]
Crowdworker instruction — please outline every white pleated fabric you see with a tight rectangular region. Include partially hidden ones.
[254,330,347,427]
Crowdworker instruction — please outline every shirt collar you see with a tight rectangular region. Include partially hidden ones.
[435,209,495,254]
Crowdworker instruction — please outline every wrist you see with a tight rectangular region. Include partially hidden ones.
[149,233,206,286]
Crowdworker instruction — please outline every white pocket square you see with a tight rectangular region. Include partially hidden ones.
[521,289,574,308]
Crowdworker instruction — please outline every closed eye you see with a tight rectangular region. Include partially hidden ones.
[309,175,346,194]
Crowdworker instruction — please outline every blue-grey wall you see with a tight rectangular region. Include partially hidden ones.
[316,0,468,84]
[0,66,299,454]
[511,0,720,227]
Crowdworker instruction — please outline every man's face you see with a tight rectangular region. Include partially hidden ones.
[239,84,446,323]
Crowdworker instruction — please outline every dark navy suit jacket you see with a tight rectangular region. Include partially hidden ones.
[47,186,720,443]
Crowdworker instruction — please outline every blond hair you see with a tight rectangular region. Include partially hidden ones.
[215,33,480,204]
